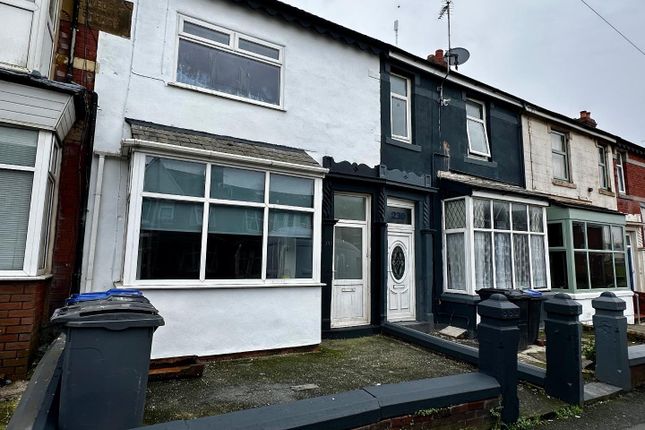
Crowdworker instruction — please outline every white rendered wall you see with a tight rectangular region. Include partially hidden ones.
[572,290,635,325]
[522,115,618,211]
[92,0,382,164]
[146,287,321,358]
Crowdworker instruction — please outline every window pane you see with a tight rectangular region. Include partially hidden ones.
[547,223,564,247]
[550,132,565,152]
[513,234,530,289]
[390,75,407,96]
[574,252,589,289]
[334,194,366,221]
[444,199,466,229]
[589,252,614,288]
[587,224,610,250]
[467,120,488,154]
[495,232,512,289]
[267,210,312,279]
[386,206,412,225]
[473,198,491,229]
[137,198,203,279]
[183,21,230,45]
[531,236,547,288]
[598,165,608,189]
[529,207,543,232]
[573,222,586,249]
[474,232,493,290]
[615,253,627,288]
[210,166,264,202]
[612,226,624,250]
[206,205,262,279]
[446,233,466,290]
[177,39,281,105]
[269,174,314,207]
[38,177,55,269]
[391,97,408,138]
[144,156,205,197]
[0,169,33,270]
[493,201,510,230]
[0,126,38,167]
[239,38,279,60]
[552,153,568,180]
[465,101,482,119]
[334,226,363,280]
[512,204,527,231]
[549,250,568,289]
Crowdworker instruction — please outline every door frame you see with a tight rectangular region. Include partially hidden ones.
[330,192,371,328]
[386,198,416,322]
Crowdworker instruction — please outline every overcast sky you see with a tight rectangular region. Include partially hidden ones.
[283,0,645,146]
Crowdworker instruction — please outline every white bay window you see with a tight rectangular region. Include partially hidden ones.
[125,153,322,286]
[0,124,60,277]
[443,194,549,294]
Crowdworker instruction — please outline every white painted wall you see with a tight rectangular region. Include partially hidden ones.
[572,290,635,325]
[84,0,381,357]
[522,115,618,211]
[147,287,321,358]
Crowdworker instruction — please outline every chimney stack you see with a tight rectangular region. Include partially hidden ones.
[577,110,597,128]
[427,49,447,66]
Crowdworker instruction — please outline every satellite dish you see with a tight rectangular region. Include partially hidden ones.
[446,47,470,66]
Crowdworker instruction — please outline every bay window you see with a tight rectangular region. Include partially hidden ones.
[126,153,320,285]
[443,195,549,294]
[0,125,59,277]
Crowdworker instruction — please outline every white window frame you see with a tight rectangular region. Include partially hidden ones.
[0,129,59,278]
[123,151,323,288]
[550,130,570,181]
[615,152,626,194]
[465,99,491,158]
[442,193,550,296]
[598,145,610,190]
[172,14,285,110]
[390,73,412,143]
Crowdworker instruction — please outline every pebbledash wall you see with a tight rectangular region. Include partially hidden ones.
[81,0,382,359]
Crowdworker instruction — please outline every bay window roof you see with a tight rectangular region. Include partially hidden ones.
[125,119,324,172]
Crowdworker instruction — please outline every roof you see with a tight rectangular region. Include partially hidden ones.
[126,119,321,168]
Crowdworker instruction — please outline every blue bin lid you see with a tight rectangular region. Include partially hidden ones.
[65,288,143,305]
[523,289,543,297]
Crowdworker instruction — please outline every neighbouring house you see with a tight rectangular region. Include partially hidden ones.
[614,138,645,318]
[523,110,633,323]
[80,0,385,359]
[0,0,96,379]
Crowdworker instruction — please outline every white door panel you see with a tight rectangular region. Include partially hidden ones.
[387,230,415,322]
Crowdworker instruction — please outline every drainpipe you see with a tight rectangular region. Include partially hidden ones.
[84,153,105,292]
[65,0,80,82]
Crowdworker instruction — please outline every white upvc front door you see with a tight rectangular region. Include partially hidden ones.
[386,199,416,322]
[331,194,370,328]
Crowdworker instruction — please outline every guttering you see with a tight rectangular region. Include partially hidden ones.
[523,105,616,143]
[83,153,105,292]
[122,139,329,177]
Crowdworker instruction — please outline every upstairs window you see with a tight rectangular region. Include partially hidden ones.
[550,131,569,181]
[390,74,411,142]
[615,152,626,193]
[176,16,283,107]
[598,145,609,190]
[465,99,490,157]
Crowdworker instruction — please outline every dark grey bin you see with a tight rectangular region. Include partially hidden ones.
[51,295,164,430]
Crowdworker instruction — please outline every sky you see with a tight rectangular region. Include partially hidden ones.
[282,0,645,146]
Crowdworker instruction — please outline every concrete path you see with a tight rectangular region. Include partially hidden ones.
[539,387,645,429]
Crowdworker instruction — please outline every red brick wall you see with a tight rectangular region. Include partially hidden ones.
[0,282,46,381]
[617,151,645,216]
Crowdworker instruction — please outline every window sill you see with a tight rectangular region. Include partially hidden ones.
[385,138,421,152]
[441,291,479,303]
[598,188,615,197]
[0,274,53,282]
[168,81,286,112]
[552,179,576,189]
[118,281,326,290]
[463,155,496,168]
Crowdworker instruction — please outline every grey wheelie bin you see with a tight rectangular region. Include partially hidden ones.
[51,289,164,430]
